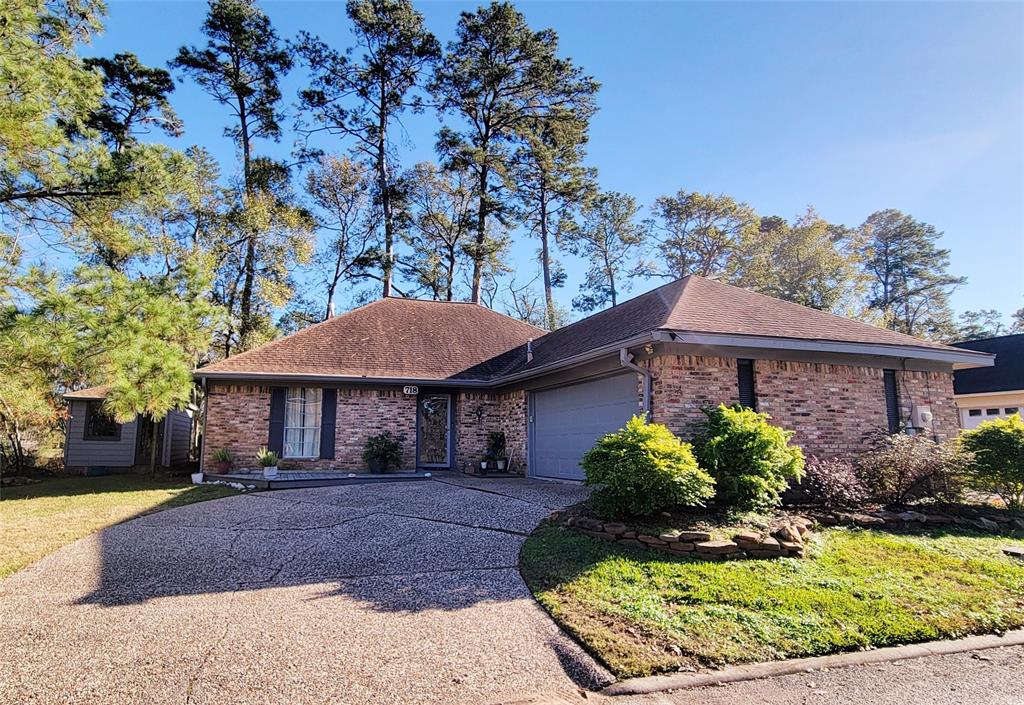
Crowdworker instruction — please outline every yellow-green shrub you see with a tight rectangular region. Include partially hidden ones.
[961,414,1024,510]
[581,415,715,518]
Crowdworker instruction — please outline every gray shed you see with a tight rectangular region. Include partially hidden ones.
[63,386,194,474]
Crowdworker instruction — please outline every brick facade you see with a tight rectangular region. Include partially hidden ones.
[203,356,958,473]
[453,390,528,474]
[646,354,959,459]
[202,383,417,472]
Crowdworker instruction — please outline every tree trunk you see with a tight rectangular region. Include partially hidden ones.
[236,95,258,345]
[378,79,393,298]
[471,164,488,304]
[538,185,556,330]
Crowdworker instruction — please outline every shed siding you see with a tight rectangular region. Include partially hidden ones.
[64,400,138,468]
[166,410,192,466]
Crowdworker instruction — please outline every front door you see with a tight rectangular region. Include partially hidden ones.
[417,393,452,468]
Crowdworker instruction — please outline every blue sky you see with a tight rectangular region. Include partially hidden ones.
[91,1,1024,323]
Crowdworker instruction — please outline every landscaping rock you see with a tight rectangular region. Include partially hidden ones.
[669,542,695,552]
[575,517,604,532]
[774,525,802,544]
[1003,546,1024,560]
[1013,518,1024,531]
[695,540,739,555]
[603,522,627,536]
[924,514,952,525]
[676,530,712,542]
[977,517,1000,532]
[638,534,665,545]
[758,537,781,550]
[732,531,761,545]
[779,540,803,552]
[749,549,787,559]
[659,530,682,542]
[898,511,927,523]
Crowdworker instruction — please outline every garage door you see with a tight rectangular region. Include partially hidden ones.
[530,373,639,481]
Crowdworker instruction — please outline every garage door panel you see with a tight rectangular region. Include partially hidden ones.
[531,374,639,481]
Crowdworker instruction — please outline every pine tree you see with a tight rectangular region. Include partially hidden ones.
[298,0,439,299]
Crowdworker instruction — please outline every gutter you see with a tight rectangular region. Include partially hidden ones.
[651,330,995,369]
[619,348,652,420]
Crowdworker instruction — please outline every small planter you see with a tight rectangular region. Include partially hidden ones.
[262,465,278,479]
[479,460,489,475]
[215,461,231,474]
[367,458,386,473]
[191,472,204,485]
[496,459,507,471]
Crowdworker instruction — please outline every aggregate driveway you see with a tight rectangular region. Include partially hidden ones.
[0,474,610,705]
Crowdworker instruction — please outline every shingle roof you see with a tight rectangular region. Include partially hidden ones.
[507,276,967,374]
[63,385,111,400]
[197,276,983,383]
[952,334,1024,395]
[197,297,544,380]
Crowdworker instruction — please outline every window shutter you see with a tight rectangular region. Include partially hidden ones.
[737,359,756,410]
[319,388,337,460]
[883,370,900,433]
[268,387,286,456]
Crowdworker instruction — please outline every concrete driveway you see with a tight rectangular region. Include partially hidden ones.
[0,474,610,705]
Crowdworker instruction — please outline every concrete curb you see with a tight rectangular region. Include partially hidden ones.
[601,629,1024,696]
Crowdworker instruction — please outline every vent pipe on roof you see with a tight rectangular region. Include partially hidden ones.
[527,338,534,364]
[327,301,336,319]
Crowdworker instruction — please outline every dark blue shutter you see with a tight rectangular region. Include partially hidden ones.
[737,359,756,410]
[883,370,900,433]
[268,387,286,456]
[319,388,337,460]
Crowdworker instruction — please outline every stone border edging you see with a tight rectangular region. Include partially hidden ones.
[600,629,1024,696]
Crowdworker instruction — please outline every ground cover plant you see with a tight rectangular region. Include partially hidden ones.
[521,524,1024,678]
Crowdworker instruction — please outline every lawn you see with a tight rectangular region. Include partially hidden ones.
[0,475,239,578]
[520,524,1024,678]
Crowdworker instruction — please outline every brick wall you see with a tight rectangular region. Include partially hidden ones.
[647,355,740,433]
[646,354,959,460]
[203,383,417,472]
[453,390,528,473]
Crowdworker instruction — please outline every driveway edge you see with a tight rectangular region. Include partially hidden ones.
[601,629,1024,696]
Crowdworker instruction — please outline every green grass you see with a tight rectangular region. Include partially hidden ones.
[520,525,1024,678]
[0,475,239,578]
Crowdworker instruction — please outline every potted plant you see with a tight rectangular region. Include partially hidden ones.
[257,448,279,479]
[479,456,489,474]
[211,448,233,474]
[487,432,507,472]
[363,431,405,473]
[191,469,205,485]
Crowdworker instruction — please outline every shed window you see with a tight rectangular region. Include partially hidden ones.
[1006,408,1019,415]
[883,370,900,433]
[84,401,120,440]
[737,359,756,410]
[968,409,982,417]
[986,409,1000,416]
[283,387,321,458]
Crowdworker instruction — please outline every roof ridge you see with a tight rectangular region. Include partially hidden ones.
[532,276,693,346]
[952,332,1024,345]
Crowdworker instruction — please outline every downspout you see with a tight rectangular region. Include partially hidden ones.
[619,348,652,421]
[198,376,208,475]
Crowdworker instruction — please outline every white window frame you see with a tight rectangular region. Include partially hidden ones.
[283,387,322,459]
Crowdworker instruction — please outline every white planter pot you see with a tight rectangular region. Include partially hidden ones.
[263,466,278,479]
[191,472,204,485]
[496,460,507,471]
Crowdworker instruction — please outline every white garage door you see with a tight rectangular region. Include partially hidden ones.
[530,373,639,481]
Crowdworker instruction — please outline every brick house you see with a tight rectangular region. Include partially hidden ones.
[196,276,993,480]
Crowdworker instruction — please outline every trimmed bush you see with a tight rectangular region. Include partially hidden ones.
[693,404,805,511]
[582,415,715,518]
[802,457,868,508]
[857,432,965,505]
[961,414,1024,510]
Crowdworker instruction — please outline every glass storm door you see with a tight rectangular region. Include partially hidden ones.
[417,394,451,467]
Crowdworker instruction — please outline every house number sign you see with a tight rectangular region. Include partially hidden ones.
[403,385,419,395]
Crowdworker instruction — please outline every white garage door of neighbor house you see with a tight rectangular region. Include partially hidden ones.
[530,373,639,481]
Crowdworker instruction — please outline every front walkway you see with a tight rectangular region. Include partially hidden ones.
[0,476,608,705]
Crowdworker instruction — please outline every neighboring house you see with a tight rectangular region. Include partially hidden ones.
[195,276,993,481]
[952,333,1024,430]
[63,386,193,474]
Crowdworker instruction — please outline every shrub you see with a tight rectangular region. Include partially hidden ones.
[802,457,868,508]
[961,414,1024,510]
[581,415,714,518]
[486,431,507,460]
[362,431,405,472]
[256,448,278,467]
[693,404,805,511]
[856,432,966,505]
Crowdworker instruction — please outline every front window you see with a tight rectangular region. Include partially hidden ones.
[284,387,321,458]
[84,401,120,440]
